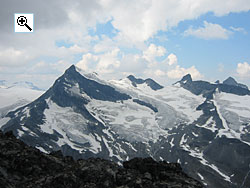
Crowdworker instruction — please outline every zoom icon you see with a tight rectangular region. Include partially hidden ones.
[15,13,34,33]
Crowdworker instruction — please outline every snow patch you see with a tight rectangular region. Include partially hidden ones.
[192,132,199,137]
[0,86,42,109]
[181,141,232,183]
[0,117,10,128]
[17,129,25,137]
[197,173,204,181]
[86,98,168,142]
[40,98,101,153]
[170,137,174,148]
[36,146,48,154]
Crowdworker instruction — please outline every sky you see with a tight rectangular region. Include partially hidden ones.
[0,0,250,89]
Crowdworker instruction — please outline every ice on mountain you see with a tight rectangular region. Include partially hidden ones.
[17,129,25,137]
[35,146,49,154]
[0,117,10,128]
[169,137,174,148]
[0,86,42,109]
[40,98,102,153]
[213,92,250,136]
[192,132,199,137]
[22,107,30,118]
[197,173,204,181]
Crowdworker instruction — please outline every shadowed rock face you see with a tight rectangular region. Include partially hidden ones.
[127,75,163,90]
[0,130,203,188]
[177,74,250,97]
[223,77,248,90]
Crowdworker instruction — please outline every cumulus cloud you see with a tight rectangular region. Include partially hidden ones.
[167,65,202,79]
[102,0,250,42]
[96,48,121,74]
[68,45,87,53]
[93,36,117,53]
[76,53,99,71]
[0,0,250,88]
[184,21,232,40]
[167,53,177,65]
[0,48,31,67]
[154,69,166,76]
[237,62,250,78]
[29,60,71,74]
[76,48,121,74]
[142,44,166,62]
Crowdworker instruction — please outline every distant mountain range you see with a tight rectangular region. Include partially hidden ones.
[0,65,250,188]
[0,81,43,119]
[0,80,43,91]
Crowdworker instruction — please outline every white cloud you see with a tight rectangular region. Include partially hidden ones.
[154,69,166,76]
[0,48,31,67]
[101,0,250,42]
[167,65,202,79]
[184,21,232,40]
[76,53,99,71]
[93,36,117,53]
[68,45,87,53]
[230,26,247,34]
[237,62,250,78]
[76,48,121,74]
[96,48,121,74]
[1,0,250,88]
[29,60,71,75]
[167,53,177,65]
[143,44,166,62]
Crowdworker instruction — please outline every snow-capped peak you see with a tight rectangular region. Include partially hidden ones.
[74,65,108,85]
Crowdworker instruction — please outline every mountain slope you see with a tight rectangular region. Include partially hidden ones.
[1,65,250,188]
[0,81,43,120]
[0,130,203,188]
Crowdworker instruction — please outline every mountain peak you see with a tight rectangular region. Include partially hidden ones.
[65,64,77,74]
[127,75,163,90]
[180,74,192,83]
[223,77,237,86]
[223,76,248,90]
[127,75,145,84]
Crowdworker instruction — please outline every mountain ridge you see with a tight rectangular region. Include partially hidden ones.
[176,74,250,97]
[1,65,250,188]
[127,74,163,90]
[223,76,248,90]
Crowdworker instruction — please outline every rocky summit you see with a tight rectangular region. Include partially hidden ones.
[0,130,203,188]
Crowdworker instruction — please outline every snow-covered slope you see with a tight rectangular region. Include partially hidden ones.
[0,84,43,118]
[1,65,250,188]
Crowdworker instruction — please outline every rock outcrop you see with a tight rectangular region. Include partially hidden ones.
[0,130,203,188]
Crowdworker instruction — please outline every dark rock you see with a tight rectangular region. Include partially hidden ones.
[127,75,163,90]
[133,99,158,112]
[180,74,192,83]
[49,150,64,158]
[176,74,250,97]
[0,130,203,188]
[145,78,164,90]
[223,77,238,86]
[222,77,248,89]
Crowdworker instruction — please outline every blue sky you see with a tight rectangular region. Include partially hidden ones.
[0,0,250,89]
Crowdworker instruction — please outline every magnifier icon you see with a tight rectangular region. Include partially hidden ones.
[17,16,32,31]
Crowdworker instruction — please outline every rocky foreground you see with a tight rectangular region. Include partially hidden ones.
[0,130,203,188]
